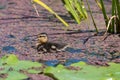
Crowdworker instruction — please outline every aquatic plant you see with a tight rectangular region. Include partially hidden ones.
[1,54,120,80]
[61,0,88,24]
[0,54,42,80]
[99,0,120,33]
[32,0,69,27]
[44,62,120,80]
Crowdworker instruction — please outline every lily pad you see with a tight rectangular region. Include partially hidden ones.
[6,71,28,80]
[0,54,42,80]
[44,62,120,80]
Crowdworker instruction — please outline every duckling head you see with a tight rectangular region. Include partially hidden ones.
[37,33,48,44]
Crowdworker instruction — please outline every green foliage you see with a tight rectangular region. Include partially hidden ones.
[32,0,69,27]
[62,0,87,24]
[0,54,42,80]
[86,0,98,33]
[99,0,120,33]
[6,71,28,80]
[44,62,120,80]
[1,54,120,80]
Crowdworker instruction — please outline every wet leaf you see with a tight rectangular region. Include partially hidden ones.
[13,61,42,71]
[0,54,18,65]
[0,54,42,80]
[28,69,41,74]
[44,62,120,80]
[6,71,28,80]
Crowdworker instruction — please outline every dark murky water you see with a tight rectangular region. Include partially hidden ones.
[44,58,88,66]
[65,47,82,54]
[2,46,17,53]
[6,34,16,38]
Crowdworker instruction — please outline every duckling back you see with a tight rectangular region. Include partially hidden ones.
[36,42,69,53]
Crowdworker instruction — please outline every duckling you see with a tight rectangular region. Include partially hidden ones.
[36,33,69,53]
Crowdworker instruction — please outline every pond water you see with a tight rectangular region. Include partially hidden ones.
[44,58,88,66]
[2,46,17,53]
[6,34,16,38]
[65,47,82,54]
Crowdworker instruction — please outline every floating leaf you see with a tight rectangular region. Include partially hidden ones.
[44,62,120,80]
[0,54,18,65]
[13,61,42,71]
[6,71,28,80]
[28,69,41,74]
[0,54,42,80]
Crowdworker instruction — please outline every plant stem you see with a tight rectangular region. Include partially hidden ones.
[100,0,109,27]
[86,0,98,33]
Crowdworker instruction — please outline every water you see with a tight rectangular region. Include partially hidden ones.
[6,34,16,38]
[65,47,82,54]
[44,60,59,66]
[21,36,30,41]
[43,47,87,66]
[43,58,88,66]
[64,58,88,66]
[2,46,17,53]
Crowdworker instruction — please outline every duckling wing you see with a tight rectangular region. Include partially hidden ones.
[36,44,45,51]
[50,42,68,51]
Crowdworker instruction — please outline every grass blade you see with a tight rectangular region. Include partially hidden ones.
[63,0,81,24]
[86,0,98,33]
[100,0,109,27]
[33,0,69,27]
[95,0,102,9]
[115,0,120,33]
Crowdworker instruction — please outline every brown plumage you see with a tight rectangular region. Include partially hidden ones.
[36,33,68,53]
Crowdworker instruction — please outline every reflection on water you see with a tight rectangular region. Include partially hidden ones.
[64,58,88,66]
[44,60,59,66]
[21,36,30,41]
[43,58,88,66]
[6,34,16,38]
[42,48,88,66]
[65,47,82,53]
[2,46,17,53]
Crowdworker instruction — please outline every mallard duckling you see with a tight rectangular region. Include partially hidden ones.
[36,33,69,53]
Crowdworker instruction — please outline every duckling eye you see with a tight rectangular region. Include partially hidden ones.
[39,36,42,37]
[39,36,46,37]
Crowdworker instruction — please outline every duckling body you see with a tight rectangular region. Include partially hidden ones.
[36,33,68,53]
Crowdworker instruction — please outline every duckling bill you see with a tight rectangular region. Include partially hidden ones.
[36,33,68,53]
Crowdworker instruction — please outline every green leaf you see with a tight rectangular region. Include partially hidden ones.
[13,61,42,71]
[0,66,10,74]
[33,0,69,27]
[6,71,28,80]
[62,0,87,24]
[0,54,18,65]
[0,54,42,80]
[28,69,41,74]
[44,62,120,80]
